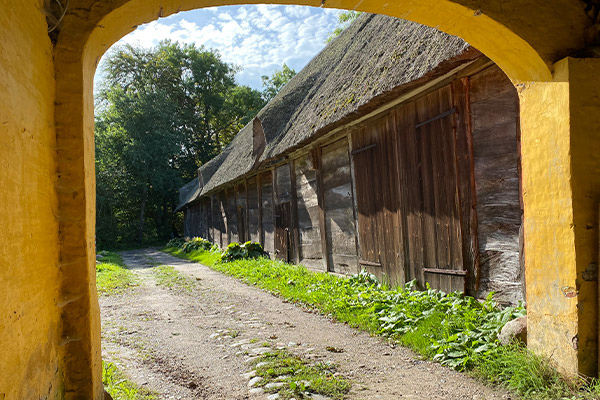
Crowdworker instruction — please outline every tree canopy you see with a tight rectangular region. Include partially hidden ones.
[95,41,264,248]
[326,11,361,43]
[260,63,297,102]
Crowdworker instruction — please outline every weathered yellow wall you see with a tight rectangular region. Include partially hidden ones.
[568,58,600,375]
[0,2,63,399]
[520,58,600,377]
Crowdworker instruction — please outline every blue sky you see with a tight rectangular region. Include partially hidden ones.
[98,5,345,90]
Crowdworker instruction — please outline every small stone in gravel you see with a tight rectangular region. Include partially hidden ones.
[244,356,260,364]
[250,347,272,355]
[242,370,257,380]
[264,382,285,389]
[209,333,220,339]
[255,361,270,368]
[304,348,315,353]
[248,376,263,387]
[266,394,280,400]
[309,395,331,400]
[288,342,297,347]
[248,388,264,395]
[231,339,252,347]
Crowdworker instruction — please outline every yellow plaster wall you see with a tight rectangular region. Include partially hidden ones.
[0,2,63,399]
[520,58,600,377]
[567,58,600,375]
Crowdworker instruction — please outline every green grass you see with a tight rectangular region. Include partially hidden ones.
[152,265,198,292]
[164,246,222,266]
[96,251,138,295]
[102,361,158,400]
[251,349,351,400]
[164,245,600,399]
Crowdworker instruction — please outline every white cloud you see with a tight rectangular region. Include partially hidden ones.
[102,5,345,89]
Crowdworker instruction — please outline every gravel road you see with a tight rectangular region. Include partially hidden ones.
[100,248,512,400]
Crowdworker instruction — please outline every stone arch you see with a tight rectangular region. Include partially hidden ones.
[48,1,598,398]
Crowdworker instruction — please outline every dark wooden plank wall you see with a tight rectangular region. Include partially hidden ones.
[225,187,238,245]
[294,153,324,271]
[353,84,472,292]
[214,193,226,248]
[414,86,466,293]
[247,176,260,243]
[201,198,212,241]
[469,65,523,304]
[274,164,293,261]
[260,170,275,255]
[352,116,405,284]
[236,183,247,243]
[320,139,358,275]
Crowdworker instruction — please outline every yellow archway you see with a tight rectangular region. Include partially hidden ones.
[2,1,600,398]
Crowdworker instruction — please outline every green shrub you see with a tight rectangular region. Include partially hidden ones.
[220,241,268,262]
[181,237,213,253]
[165,237,185,248]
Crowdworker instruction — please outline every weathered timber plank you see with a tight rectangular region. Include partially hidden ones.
[452,78,477,294]
[469,65,523,304]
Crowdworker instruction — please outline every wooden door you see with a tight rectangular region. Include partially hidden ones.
[352,115,405,284]
[275,201,291,261]
[414,86,466,293]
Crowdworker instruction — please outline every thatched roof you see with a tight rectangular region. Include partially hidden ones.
[179,13,477,209]
[175,178,201,212]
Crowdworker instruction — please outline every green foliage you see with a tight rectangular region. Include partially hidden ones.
[251,349,351,399]
[95,41,265,249]
[96,251,138,295]
[181,237,213,253]
[220,241,268,262]
[165,246,222,266]
[326,11,362,43]
[165,237,185,248]
[102,361,157,399]
[261,63,297,102]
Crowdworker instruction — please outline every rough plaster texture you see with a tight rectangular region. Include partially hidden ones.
[520,58,600,377]
[0,2,62,399]
[1,0,599,398]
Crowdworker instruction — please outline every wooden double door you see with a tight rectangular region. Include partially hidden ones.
[352,84,471,292]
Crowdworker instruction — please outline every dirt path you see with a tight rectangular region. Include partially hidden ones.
[100,249,512,400]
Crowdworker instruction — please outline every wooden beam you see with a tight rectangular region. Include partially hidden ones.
[257,173,263,247]
[289,158,300,264]
[464,77,481,292]
[346,133,361,274]
[424,268,468,276]
[315,147,330,272]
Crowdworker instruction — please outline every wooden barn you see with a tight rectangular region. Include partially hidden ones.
[176,14,524,305]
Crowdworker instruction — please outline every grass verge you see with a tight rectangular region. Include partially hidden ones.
[251,349,350,400]
[96,251,138,295]
[152,264,199,292]
[164,246,600,399]
[102,361,158,400]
